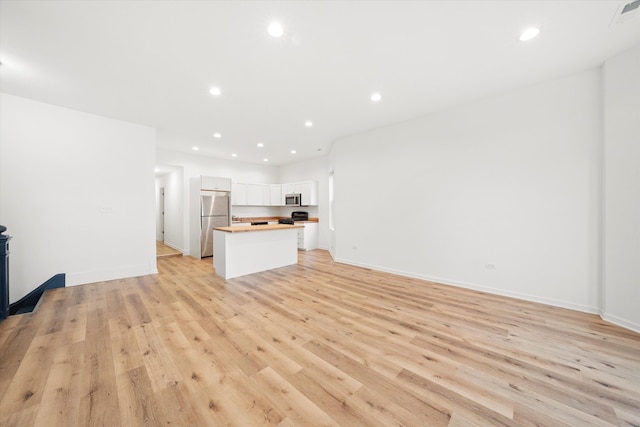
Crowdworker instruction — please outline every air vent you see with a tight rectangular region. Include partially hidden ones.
[610,0,640,26]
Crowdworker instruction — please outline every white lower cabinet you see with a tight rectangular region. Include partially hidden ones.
[296,222,319,250]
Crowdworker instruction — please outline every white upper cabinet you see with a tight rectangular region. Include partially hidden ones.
[299,181,317,206]
[270,184,282,206]
[262,185,271,206]
[281,183,294,197]
[231,182,247,205]
[201,176,231,191]
[282,181,318,205]
[231,180,317,206]
[246,184,263,206]
[281,183,294,205]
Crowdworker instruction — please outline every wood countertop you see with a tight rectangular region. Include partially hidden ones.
[214,224,304,233]
[231,216,319,223]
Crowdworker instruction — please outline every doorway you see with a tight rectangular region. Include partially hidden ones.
[159,186,165,242]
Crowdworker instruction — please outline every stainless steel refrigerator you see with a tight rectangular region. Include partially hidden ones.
[200,192,230,257]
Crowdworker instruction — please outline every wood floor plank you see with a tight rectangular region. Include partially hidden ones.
[0,315,23,348]
[0,404,39,427]
[32,342,84,427]
[410,331,640,418]
[132,323,183,393]
[0,250,638,426]
[217,369,287,426]
[252,366,339,427]
[0,331,60,415]
[153,380,213,426]
[0,315,38,398]
[303,338,454,426]
[80,314,120,426]
[123,293,152,326]
[109,320,145,376]
[116,366,163,426]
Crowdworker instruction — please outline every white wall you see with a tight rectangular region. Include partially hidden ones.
[332,69,602,313]
[279,156,330,249]
[0,93,157,302]
[602,45,640,332]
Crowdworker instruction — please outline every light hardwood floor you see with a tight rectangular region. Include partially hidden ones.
[1,250,639,426]
[156,240,182,258]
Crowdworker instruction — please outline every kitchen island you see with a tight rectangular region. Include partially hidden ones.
[213,224,303,279]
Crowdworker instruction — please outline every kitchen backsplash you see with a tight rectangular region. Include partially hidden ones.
[231,205,318,219]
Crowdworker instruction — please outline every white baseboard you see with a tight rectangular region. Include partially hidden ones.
[333,257,600,315]
[601,312,640,334]
[162,240,185,254]
[66,262,158,286]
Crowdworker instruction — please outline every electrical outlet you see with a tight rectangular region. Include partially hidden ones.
[485,263,496,270]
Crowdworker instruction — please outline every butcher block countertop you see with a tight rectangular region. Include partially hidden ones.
[214,224,304,233]
[231,216,319,224]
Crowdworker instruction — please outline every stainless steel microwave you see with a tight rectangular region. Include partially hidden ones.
[285,193,301,206]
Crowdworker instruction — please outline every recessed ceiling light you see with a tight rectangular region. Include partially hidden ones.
[192,146,199,151]
[290,150,297,154]
[257,142,264,148]
[231,153,237,157]
[519,27,540,41]
[267,22,284,38]
[209,86,222,96]
[304,121,313,127]
[213,132,221,139]
[154,167,160,173]
[371,92,382,102]
[263,158,269,162]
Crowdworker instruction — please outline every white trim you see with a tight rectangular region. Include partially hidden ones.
[334,257,600,315]
[328,247,336,260]
[66,264,158,286]
[601,313,640,334]
[163,241,184,254]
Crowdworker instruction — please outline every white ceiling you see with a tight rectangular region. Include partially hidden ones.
[1,1,639,166]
